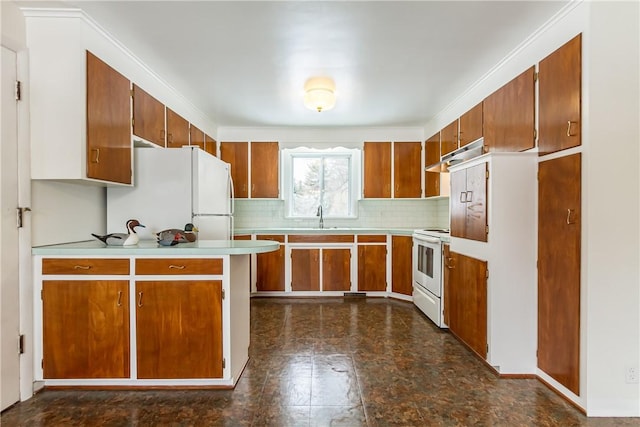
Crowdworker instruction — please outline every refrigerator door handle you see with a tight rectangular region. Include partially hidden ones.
[229,171,235,215]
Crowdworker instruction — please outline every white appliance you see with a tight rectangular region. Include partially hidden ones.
[412,229,448,328]
[107,146,234,241]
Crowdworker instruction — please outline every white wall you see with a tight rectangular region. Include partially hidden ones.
[423,1,640,417]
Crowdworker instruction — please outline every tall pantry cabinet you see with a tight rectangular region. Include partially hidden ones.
[448,153,537,374]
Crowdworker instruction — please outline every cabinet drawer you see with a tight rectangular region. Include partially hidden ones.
[42,258,130,275]
[135,258,223,275]
[357,235,387,243]
[257,234,285,243]
[288,235,354,243]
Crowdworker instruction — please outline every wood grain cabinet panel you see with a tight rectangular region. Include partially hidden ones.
[391,236,413,296]
[393,142,422,198]
[446,251,487,359]
[250,142,280,198]
[458,103,483,148]
[135,258,223,275]
[42,280,130,379]
[357,244,387,291]
[538,34,582,156]
[132,84,165,147]
[135,280,223,379]
[322,249,351,291]
[291,249,320,291]
[42,258,129,275]
[256,235,285,291]
[484,67,535,153]
[440,120,459,156]
[190,125,205,151]
[538,153,581,394]
[86,51,132,184]
[204,134,217,157]
[220,142,249,198]
[450,162,488,242]
[363,142,391,198]
[166,108,190,149]
[425,132,441,197]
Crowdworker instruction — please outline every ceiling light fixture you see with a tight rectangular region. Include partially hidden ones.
[303,77,336,113]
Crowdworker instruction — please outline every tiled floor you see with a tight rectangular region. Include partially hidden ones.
[2,297,638,426]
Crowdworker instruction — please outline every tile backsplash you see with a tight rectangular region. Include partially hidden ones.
[234,198,450,229]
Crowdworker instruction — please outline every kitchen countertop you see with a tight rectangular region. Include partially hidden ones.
[32,239,279,256]
[234,227,421,236]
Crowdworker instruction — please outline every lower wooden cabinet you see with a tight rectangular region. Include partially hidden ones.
[446,251,487,358]
[135,280,223,379]
[256,235,285,291]
[357,243,387,292]
[42,280,130,379]
[391,236,413,295]
[322,249,351,291]
[290,248,351,291]
[291,248,320,291]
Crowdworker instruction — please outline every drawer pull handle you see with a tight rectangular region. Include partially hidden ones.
[466,191,473,202]
[169,265,186,270]
[137,292,143,307]
[566,121,577,137]
[460,192,466,203]
[73,265,91,270]
[566,208,576,225]
[117,291,122,307]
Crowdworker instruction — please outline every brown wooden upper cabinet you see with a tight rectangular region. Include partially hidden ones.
[483,67,535,153]
[450,162,488,242]
[166,108,190,149]
[220,142,249,198]
[86,51,132,185]
[204,134,217,157]
[458,103,483,148]
[538,34,582,156]
[425,132,441,197]
[189,125,205,151]
[440,120,459,156]
[250,142,280,198]
[363,142,392,198]
[132,84,165,147]
[393,141,422,198]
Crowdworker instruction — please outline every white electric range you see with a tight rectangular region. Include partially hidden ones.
[412,228,449,328]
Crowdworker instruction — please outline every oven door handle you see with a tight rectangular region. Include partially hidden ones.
[413,236,441,244]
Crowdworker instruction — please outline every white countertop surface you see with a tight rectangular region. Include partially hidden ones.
[32,239,279,256]
[234,227,419,236]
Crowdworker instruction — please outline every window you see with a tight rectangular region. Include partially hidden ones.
[283,147,360,218]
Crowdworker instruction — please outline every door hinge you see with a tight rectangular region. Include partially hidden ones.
[534,72,539,82]
[17,207,31,228]
[131,117,135,127]
[486,269,489,279]
[221,289,225,300]
[41,289,44,300]
[41,359,44,369]
[486,170,489,180]
[533,128,537,140]
[15,80,22,101]
[130,89,134,97]
[19,335,25,354]
[487,344,489,354]
[222,358,226,369]
[485,225,489,235]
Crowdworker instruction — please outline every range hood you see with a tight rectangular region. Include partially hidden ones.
[425,138,484,173]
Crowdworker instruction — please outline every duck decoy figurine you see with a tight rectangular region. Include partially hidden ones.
[91,219,145,246]
[156,223,199,246]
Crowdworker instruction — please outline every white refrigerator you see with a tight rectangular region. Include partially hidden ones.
[107,146,234,241]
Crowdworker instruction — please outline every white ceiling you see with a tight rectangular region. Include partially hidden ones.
[23,1,570,128]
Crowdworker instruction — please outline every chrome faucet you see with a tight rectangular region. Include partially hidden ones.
[316,205,324,229]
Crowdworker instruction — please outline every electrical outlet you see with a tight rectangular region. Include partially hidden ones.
[626,366,639,384]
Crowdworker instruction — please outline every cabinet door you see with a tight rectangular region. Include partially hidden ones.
[440,120,459,156]
[190,125,205,151]
[251,141,279,198]
[136,280,223,379]
[425,132,441,197]
[464,162,488,242]
[291,249,320,291]
[42,280,129,379]
[393,142,422,198]
[256,235,285,291]
[322,249,351,291]
[132,84,165,147]
[204,134,217,157]
[484,67,535,153]
[447,252,487,358]
[538,34,582,156]
[86,52,132,184]
[391,236,413,295]
[538,153,581,395]
[458,103,483,147]
[450,169,467,238]
[363,142,391,198]
[357,245,387,291]
[220,142,249,198]
[166,108,190,149]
